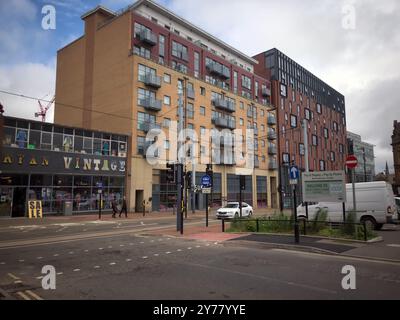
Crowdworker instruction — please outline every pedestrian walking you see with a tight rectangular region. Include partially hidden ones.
[119,196,128,218]
[111,197,118,218]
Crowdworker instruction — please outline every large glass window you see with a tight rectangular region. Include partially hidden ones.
[172,41,188,61]
[16,128,28,148]
[159,34,165,57]
[138,64,156,82]
[28,130,41,149]
[194,51,200,78]
[138,88,156,105]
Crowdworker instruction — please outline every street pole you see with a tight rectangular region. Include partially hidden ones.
[352,168,357,212]
[98,191,102,220]
[303,119,309,219]
[239,176,243,218]
[293,185,299,243]
[191,144,196,214]
[363,147,367,182]
[177,93,184,233]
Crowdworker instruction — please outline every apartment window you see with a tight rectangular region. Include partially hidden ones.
[200,106,206,116]
[240,118,244,126]
[261,124,265,132]
[137,136,145,154]
[134,23,153,39]
[317,103,322,113]
[133,45,150,59]
[186,103,194,119]
[312,135,318,146]
[292,90,295,102]
[299,143,305,155]
[339,143,344,154]
[164,140,170,150]
[172,61,188,74]
[260,109,264,117]
[330,151,336,162]
[262,155,266,162]
[324,128,329,139]
[255,81,259,98]
[137,112,156,130]
[164,73,171,83]
[280,84,287,97]
[194,51,200,78]
[241,75,252,90]
[172,41,188,61]
[240,101,244,110]
[282,153,290,164]
[200,87,206,96]
[163,95,171,106]
[187,123,194,130]
[333,121,338,132]
[305,108,311,120]
[163,118,171,128]
[137,88,155,105]
[138,64,156,82]
[159,34,165,57]
[319,160,325,171]
[233,71,238,94]
[200,126,206,136]
[261,140,265,147]
[290,114,297,128]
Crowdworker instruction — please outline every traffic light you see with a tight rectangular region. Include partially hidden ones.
[166,163,175,183]
[186,171,192,189]
[206,164,213,187]
[240,175,246,191]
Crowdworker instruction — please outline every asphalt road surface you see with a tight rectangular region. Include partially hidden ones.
[0,217,399,300]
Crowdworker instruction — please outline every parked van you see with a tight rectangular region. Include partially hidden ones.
[297,181,396,230]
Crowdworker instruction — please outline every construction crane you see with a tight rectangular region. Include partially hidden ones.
[35,95,55,122]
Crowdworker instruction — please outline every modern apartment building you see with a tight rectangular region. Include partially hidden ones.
[253,49,347,208]
[347,131,375,182]
[54,0,279,212]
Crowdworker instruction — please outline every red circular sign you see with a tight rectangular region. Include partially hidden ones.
[346,155,358,169]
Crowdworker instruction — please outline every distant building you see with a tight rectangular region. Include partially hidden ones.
[392,120,400,195]
[347,131,375,182]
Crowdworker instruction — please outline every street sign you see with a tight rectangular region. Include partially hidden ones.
[202,187,211,194]
[302,171,346,203]
[96,181,103,188]
[345,155,358,169]
[289,179,298,185]
[201,175,212,188]
[289,166,299,180]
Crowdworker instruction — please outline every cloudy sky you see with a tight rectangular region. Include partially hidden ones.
[0,0,399,173]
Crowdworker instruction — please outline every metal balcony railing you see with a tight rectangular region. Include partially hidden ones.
[144,74,161,88]
[268,146,277,154]
[262,87,271,97]
[206,62,230,79]
[267,116,276,125]
[267,130,277,140]
[212,98,236,113]
[212,117,236,130]
[268,160,278,170]
[138,98,162,111]
[136,30,157,46]
[141,122,161,133]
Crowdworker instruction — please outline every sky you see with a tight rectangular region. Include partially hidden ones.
[0,0,399,173]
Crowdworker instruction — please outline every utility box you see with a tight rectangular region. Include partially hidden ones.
[64,201,72,216]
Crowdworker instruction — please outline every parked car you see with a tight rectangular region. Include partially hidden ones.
[296,181,397,230]
[395,196,400,220]
[216,202,253,219]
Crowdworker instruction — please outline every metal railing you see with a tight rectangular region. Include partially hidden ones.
[138,98,162,111]
[220,217,370,241]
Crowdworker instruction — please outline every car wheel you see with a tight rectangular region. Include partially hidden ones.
[361,216,377,230]
[249,211,253,217]
[375,223,383,230]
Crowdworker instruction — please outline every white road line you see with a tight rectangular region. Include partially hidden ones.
[142,256,148,259]
[36,276,43,279]
[99,248,104,250]
[0,262,5,265]
[154,254,159,257]
[126,259,132,262]
[206,244,210,246]
[158,239,163,241]
[16,291,31,300]
[196,245,201,248]
[214,242,219,245]
[387,244,400,248]
[120,244,124,247]
[108,246,113,249]
[14,280,22,284]
[8,273,20,280]
[150,240,155,243]
[177,249,182,252]
[18,259,25,262]
[140,242,144,244]
[110,262,116,265]
[37,257,43,260]
[53,254,59,257]
[69,251,74,254]
[84,250,89,252]
[165,252,171,254]
[73,269,80,272]
[25,290,43,300]
[187,247,192,250]
[57,272,63,275]
[94,266,100,269]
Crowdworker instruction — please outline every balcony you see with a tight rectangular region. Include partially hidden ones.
[186,88,195,99]
[267,115,276,125]
[141,122,161,133]
[138,98,162,112]
[144,74,161,88]
[262,87,271,97]
[212,117,236,130]
[212,98,235,113]
[268,160,278,170]
[267,130,277,140]
[136,30,157,46]
[206,62,230,79]
[268,146,277,155]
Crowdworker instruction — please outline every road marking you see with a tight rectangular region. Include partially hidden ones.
[25,290,43,300]
[129,243,134,246]
[53,254,59,257]
[8,273,20,280]
[36,276,43,280]
[16,291,31,300]
[0,262,5,264]
[14,280,22,284]
[187,247,192,250]
[140,242,144,244]
[18,259,25,262]
[110,262,116,265]
[94,266,100,269]
[69,251,74,254]
[73,269,80,272]
[99,248,104,250]
[108,246,113,249]
[83,229,88,232]
[150,240,155,243]
[387,244,400,248]
[177,249,182,252]
[37,256,43,260]
[196,245,201,248]
[165,252,171,254]
[158,239,163,241]
[120,244,124,247]
[57,272,63,275]
[206,244,210,246]
[84,250,89,252]
[154,254,159,257]
[142,256,148,259]
[126,259,132,262]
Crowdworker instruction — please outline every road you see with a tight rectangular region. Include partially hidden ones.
[0,215,399,300]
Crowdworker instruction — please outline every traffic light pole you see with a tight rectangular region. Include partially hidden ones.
[177,94,184,234]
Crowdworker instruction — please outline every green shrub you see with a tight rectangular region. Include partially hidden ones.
[343,211,356,236]
[309,208,328,233]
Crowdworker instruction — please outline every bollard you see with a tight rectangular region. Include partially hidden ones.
[256,219,259,232]
[303,219,306,235]
[363,221,367,242]
[222,218,225,232]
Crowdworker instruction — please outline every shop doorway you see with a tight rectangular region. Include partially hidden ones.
[12,187,27,217]
[0,188,13,217]
[135,190,144,212]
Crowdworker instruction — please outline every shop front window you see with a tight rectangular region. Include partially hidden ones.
[16,129,28,148]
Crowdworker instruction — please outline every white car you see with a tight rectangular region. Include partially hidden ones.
[216,202,253,219]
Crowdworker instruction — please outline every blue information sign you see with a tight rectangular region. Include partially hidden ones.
[201,175,212,188]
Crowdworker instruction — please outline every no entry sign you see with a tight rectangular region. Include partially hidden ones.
[346,155,358,169]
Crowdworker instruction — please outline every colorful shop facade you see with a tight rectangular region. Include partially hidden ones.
[0,116,128,217]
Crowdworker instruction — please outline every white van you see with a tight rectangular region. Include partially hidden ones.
[297,181,397,230]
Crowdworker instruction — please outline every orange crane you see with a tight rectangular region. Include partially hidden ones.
[35,95,55,122]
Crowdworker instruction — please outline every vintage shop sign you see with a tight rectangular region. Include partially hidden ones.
[1,147,126,176]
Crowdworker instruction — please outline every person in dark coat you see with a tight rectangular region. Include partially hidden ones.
[111,197,118,218]
[119,196,128,218]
